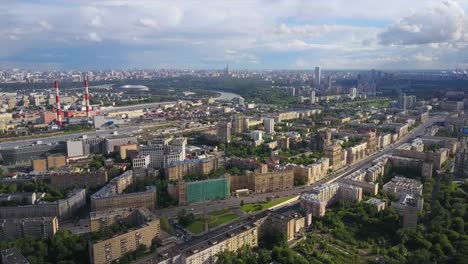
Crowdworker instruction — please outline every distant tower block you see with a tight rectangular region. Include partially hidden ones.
[54,81,62,126]
[84,79,91,117]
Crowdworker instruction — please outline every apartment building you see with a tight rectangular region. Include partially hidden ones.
[324,143,345,170]
[182,225,258,264]
[0,217,58,241]
[383,176,423,197]
[346,142,368,164]
[89,209,160,264]
[164,157,225,181]
[50,169,108,190]
[229,169,294,194]
[300,183,362,218]
[0,189,86,220]
[291,157,329,185]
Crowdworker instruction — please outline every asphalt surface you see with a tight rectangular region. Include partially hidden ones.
[153,116,444,219]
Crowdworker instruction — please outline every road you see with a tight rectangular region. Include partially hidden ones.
[99,101,177,113]
[153,115,444,219]
[0,127,142,149]
[0,119,215,149]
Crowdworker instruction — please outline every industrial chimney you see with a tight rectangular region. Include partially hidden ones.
[84,79,90,117]
[54,81,62,126]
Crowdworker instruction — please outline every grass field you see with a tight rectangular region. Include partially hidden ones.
[240,196,295,213]
[186,210,240,234]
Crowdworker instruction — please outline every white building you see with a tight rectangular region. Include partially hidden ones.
[383,176,423,197]
[250,130,264,141]
[349,87,357,99]
[132,155,150,169]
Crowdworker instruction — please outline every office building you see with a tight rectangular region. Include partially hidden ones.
[314,66,321,87]
[178,177,230,205]
[67,140,88,157]
[139,137,186,169]
[104,135,137,154]
[132,155,150,169]
[118,144,138,160]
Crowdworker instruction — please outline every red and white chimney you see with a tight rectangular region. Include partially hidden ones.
[54,81,62,126]
[84,79,90,117]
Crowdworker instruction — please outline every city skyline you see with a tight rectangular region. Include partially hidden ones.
[1,0,468,70]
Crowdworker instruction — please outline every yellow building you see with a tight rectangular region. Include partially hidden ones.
[119,144,138,160]
[89,209,160,264]
[183,225,258,264]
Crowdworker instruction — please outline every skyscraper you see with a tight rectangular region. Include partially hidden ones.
[217,122,232,143]
[264,118,275,134]
[232,114,245,134]
[310,90,316,104]
[349,87,357,99]
[314,66,321,88]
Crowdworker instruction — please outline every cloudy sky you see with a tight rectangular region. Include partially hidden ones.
[2,0,468,70]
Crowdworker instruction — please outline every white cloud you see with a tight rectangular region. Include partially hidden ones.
[138,18,159,29]
[86,32,102,42]
[38,20,52,31]
[379,0,467,45]
[0,0,467,69]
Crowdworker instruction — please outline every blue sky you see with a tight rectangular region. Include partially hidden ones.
[1,0,468,70]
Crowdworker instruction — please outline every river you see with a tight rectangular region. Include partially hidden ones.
[214,91,242,101]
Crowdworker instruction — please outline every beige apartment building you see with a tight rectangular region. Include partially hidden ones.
[89,209,160,264]
[164,157,225,181]
[91,186,156,212]
[291,157,329,185]
[182,225,258,264]
[301,182,362,218]
[229,169,294,193]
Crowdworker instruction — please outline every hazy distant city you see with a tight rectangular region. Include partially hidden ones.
[0,1,467,264]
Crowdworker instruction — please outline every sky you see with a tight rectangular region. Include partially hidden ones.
[1,0,468,70]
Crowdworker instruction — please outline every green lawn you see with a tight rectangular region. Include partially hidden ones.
[209,209,231,216]
[186,221,205,234]
[185,210,240,235]
[240,196,296,213]
[209,214,239,227]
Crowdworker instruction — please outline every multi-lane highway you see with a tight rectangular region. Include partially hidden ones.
[153,115,444,219]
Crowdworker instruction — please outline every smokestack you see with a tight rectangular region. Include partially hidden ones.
[54,81,62,126]
[84,79,90,117]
